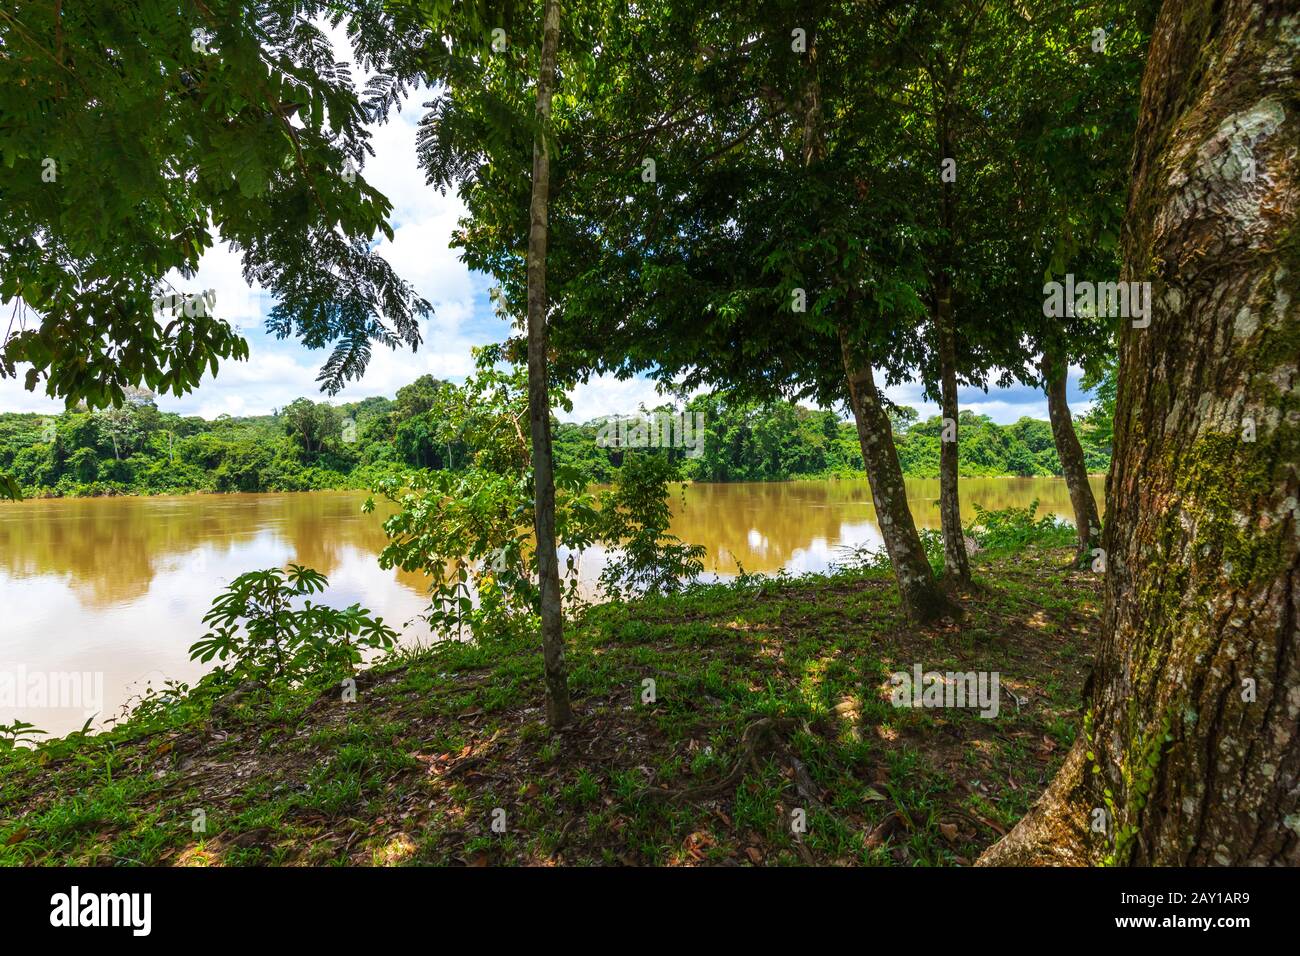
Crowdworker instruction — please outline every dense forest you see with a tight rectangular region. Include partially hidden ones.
[0,368,1114,496]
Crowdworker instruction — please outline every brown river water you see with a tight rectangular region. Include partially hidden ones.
[0,476,1103,735]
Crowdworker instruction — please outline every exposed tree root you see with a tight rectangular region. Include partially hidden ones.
[976,742,1097,866]
[637,715,873,865]
[639,717,798,803]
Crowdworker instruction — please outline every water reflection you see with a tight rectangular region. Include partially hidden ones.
[0,477,1102,734]
[677,476,1103,575]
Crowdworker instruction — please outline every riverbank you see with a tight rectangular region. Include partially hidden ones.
[1,396,1111,502]
[4,469,1109,500]
[0,542,1100,866]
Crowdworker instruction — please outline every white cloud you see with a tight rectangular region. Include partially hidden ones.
[0,375,63,415]
[561,375,685,423]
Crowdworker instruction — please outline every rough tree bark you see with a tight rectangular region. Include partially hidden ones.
[841,329,956,623]
[980,0,1298,865]
[801,26,952,623]
[1041,351,1102,559]
[525,0,572,730]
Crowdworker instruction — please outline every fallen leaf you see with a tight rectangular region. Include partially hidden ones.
[684,830,715,860]
[939,821,959,842]
[865,811,902,849]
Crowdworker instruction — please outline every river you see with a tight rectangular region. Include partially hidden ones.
[0,475,1103,735]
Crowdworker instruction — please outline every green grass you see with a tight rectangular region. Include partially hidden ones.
[0,543,1100,867]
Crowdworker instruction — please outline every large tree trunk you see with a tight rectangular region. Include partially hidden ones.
[840,328,955,624]
[1041,352,1102,560]
[980,0,1298,866]
[525,0,572,730]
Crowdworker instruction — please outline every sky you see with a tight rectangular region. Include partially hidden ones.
[0,29,1096,427]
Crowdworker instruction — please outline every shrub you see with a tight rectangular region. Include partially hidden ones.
[189,565,397,685]
[968,500,1075,554]
[596,453,706,599]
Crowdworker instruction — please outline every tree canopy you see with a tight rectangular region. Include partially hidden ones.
[0,0,430,410]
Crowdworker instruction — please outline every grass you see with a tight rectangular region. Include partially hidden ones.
[0,542,1101,867]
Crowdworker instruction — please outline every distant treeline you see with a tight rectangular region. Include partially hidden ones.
[0,374,1112,498]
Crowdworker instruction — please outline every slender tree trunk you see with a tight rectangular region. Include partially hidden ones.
[935,284,969,583]
[1041,352,1101,559]
[935,115,970,584]
[980,0,1298,865]
[525,0,571,730]
[800,27,951,623]
[840,328,954,624]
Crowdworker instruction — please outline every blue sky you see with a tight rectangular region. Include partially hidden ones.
[0,33,1096,426]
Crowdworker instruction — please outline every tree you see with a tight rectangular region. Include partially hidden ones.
[0,0,429,410]
[538,0,1135,617]
[863,0,1146,583]
[281,398,341,459]
[394,411,442,468]
[92,404,143,461]
[1004,440,1040,478]
[524,0,573,728]
[883,0,990,587]
[527,1,957,622]
[888,405,920,435]
[394,374,447,420]
[983,0,1148,559]
[980,0,1299,865]
[780,13,957,622]
[368,0,577,727]
[370,349,705,652]
[1041,353,1102,558]
[1079,355,1118,454]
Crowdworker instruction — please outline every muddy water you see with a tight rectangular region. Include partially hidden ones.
[0,476,1102,734]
